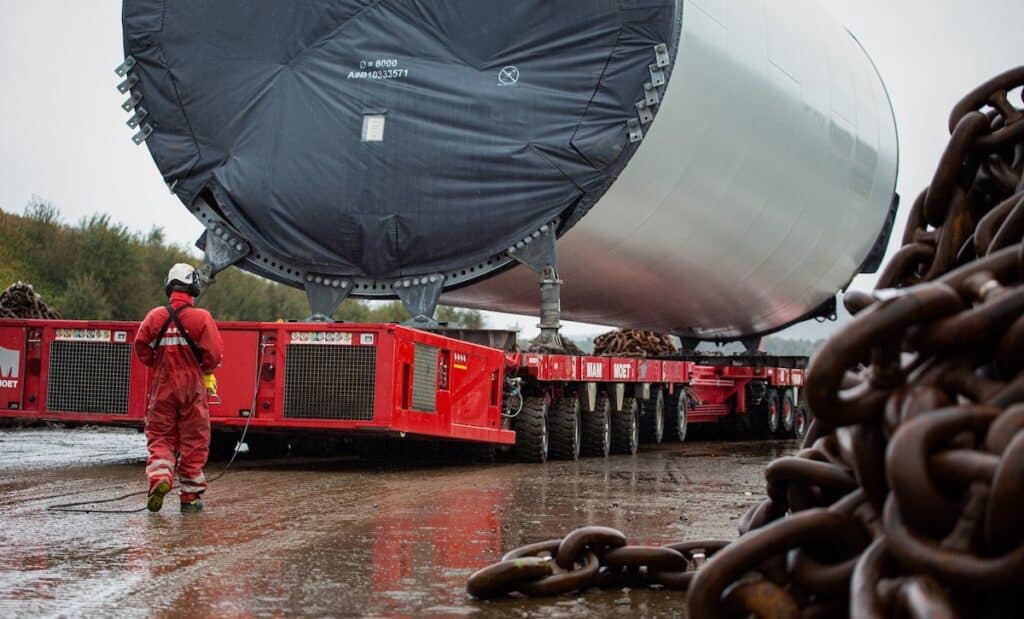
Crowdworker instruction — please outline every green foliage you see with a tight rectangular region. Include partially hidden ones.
[0,200,485,326]
[437,305,484,329]
[57,273,114,320]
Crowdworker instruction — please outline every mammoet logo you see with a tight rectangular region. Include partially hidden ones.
[0,346,19,389]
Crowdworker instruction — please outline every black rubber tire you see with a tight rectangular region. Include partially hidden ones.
[766,390,781,435]
[611,397,640,455]
[548,397,582,460]
[780,391,796,435]
[674,393,689,443]
[664,390,689,443]
[639,388,665,445]
[749,389,776,438]
[580,395,611,457]
[510,397,549,463]
[794,405,810,441]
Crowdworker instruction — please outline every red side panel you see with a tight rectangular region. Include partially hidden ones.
[578,357,609,381]
[662,361,691,383]
[206,328,260,422]
[0,325,26,411]
[522,353,575,381]
[608,359,639,382]
[637,359,663,382]
[0,320,514,445]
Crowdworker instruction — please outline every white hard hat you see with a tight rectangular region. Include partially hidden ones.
[165,263,200,296]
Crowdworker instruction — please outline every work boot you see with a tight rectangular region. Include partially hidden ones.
[180,492,204,513]
[147,480,171,513]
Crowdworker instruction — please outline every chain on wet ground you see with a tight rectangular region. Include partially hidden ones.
[468,66,1024,618]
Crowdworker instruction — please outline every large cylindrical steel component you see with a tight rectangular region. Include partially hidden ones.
[447,0,900,338]
[122,0,897,338]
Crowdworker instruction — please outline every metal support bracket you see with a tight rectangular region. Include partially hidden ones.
[648,64,666,88]
[395,275,445,327]
[654,43,670,68]
[117,73,139,94]
[638,383,651,401]
[197,228,251,290]
[126,107,148,129]
[506,222,556,273]
[643,82,660,107]
[580,382,598,413]
[121,92,143,112]
[305,276,355,322]
[741,336,764,355]
[611,384,625,412]
[507,223,564,350]
[635,100,654,124]
[131,124,153,145]
[627,118,644,143]
[114,56,137,77]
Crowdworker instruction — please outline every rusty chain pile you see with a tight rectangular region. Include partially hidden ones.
[468,67,1024,617]
[467,526,730,599]
[593,329,678,357]
[0,282,59,319]
[527,336,585,356]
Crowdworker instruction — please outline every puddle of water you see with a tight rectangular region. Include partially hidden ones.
[0,427,795,617]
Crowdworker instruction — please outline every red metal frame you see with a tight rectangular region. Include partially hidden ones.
[0,319,514,445]
[1,319,806,443]
[516,351,804,424]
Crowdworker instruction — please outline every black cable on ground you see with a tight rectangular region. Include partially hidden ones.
[48,341,268,515]
[46,412,254,514]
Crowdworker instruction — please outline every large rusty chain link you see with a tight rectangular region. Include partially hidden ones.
[0,282,60,319]
[468,67,1024,617]
[594,329,679,357]
[467,526,730,599]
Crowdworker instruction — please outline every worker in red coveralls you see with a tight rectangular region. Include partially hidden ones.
[134,264,223,513]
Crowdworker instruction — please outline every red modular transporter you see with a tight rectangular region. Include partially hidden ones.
[0,319,808,461]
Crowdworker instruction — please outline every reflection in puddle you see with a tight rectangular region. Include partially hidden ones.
[0,428,795,617]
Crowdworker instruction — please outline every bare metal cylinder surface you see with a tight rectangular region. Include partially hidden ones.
[443,0,899,338]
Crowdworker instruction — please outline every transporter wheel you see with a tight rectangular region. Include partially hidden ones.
[639,388,665,445]
[510,396,549,463]
[780,391,796,435]
[673,392,689,443]
[664,390,689,443]
[794,405,810,441]
[548,397,582,460]
[611,397,640,455]
[766,390,781,435]
[750,390,777,438]
[580,395,612,457]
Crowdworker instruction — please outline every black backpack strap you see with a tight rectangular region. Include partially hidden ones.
[150,307,174,352]
[150,305,203,367]
[166,305,204,367]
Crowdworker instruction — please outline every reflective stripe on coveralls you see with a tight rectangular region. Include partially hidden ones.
[134,291,224,499]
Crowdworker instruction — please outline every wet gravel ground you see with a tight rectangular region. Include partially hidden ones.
[0,426,796,617]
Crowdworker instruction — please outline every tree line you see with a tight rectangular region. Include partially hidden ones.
[0,197,482,327]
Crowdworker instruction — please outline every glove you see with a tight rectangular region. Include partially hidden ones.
[204,373,218,395]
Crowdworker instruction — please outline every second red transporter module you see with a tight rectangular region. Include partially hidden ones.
[0,319,808,461]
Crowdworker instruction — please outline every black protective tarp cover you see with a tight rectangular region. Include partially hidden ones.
[123,1,678,284]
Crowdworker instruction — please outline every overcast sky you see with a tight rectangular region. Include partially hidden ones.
[1,1,1021,338]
